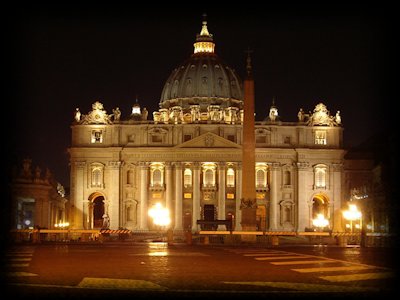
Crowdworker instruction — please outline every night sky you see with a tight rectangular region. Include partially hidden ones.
[5,6,390,188]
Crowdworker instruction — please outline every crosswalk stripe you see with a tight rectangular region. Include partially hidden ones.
[77,277,167,290]
[6,264,29,267]
[223,281,379,292]
[255,255,311,260]
[6,253,33,256]
[7,272,38,277]
[320,272,395,282]
[9,258,31,262]
[244,253,297,257]
[292,266,370,273]
[271,260,337,265]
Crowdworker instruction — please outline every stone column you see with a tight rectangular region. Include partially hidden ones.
[108,161,121,229]
[73,161,86,229]
[165,163,173,229]
[139,163,149,230]
[269,163,280,231]
[174,163,183,230]
[192,163,201,231]
[218,163,226,230]
[297,162,310,232]
[235,163,242,230]
[332,163,343,232]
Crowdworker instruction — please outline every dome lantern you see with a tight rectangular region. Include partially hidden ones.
[193,15,215,54]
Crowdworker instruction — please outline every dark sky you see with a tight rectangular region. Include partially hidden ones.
[5,6,390,188]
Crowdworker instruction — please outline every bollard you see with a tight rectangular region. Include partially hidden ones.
[271,235,279,246]
[185,230,192,245]
[338,236,347,247]
[167,229,174,245]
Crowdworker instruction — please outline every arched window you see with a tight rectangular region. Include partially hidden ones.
[226,168,235,187]
[150,163,164,187]
[205,169,214,186]
[202,163,217,188]
[314,165,327,188]
[153,169,162,186]
[91,166,103,188]
[256,169,266,188]
[184,168,192,187]
[284,170,291,186]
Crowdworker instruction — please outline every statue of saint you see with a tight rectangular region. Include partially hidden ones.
[113,107,121,122]
[142,107,148,120]
[298,108,305,122]
[335,111,341,124]
[102,214,110,229]
[74,108,81,122]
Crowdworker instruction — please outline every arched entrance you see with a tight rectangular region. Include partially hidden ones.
[312,194,329,219]
[89,193,105,229]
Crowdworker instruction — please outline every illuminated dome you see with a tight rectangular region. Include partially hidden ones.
[159,19,243,111]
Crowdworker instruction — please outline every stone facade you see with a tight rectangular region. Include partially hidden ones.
[69,20,345,232]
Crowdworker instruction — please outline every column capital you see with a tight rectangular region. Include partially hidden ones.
[74,161,86,168]
[164,162,172,170]
[296,162,310,170]
[107,161,121,169]
[218,162,226,170]
[138,162,149,169]
[173,162,183,169]
[268,162,281,170]
[192,162,201,170]
[331,163,343,172]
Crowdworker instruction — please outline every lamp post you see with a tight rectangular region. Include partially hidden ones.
[312,214,329,231]
[312,214,329,245]
[54,222,70,241]
[148,203,171,241]
[343,204,362,233]
[343,203,362,245]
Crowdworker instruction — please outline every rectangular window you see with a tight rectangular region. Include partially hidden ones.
[91,130,103,143]
[183,134,192,142]
[226,193,235,199]
[315,131,327,145]
[227,135,235,142]
[284,136,291,144]
[151,135,163,143]
[256,136,266,143]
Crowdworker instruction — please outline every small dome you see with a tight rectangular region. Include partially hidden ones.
[159,19,243,111]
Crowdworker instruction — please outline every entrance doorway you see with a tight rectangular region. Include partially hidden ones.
[92,196,105,228]
[312,194,329,220]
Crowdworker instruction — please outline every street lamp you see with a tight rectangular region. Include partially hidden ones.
[312,214,329,231]
[148,203,171,227]
[342,204,362,233]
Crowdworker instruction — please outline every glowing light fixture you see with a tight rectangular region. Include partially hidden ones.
[148,203,171,227]
[312,214,329,229]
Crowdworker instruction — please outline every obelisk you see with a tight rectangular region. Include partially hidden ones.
[240,50,257,235]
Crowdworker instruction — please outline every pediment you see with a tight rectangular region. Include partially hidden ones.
[175,132,241,149]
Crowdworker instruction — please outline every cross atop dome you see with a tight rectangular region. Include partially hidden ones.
[194,14,215,54]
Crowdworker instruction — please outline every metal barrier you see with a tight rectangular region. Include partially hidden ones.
[8,229,395,247]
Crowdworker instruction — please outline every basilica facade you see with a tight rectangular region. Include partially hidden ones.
[69,20,345,232]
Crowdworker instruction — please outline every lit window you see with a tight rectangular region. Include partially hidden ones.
[227,168,235,187]
[91,130,103,143]
[150,163,164,187]
[314,165,327,188]
[315,131,327,145]
[184,168,192,187]
[202,163,216,188]
[256,169,267,188]
[91,167,103,188]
